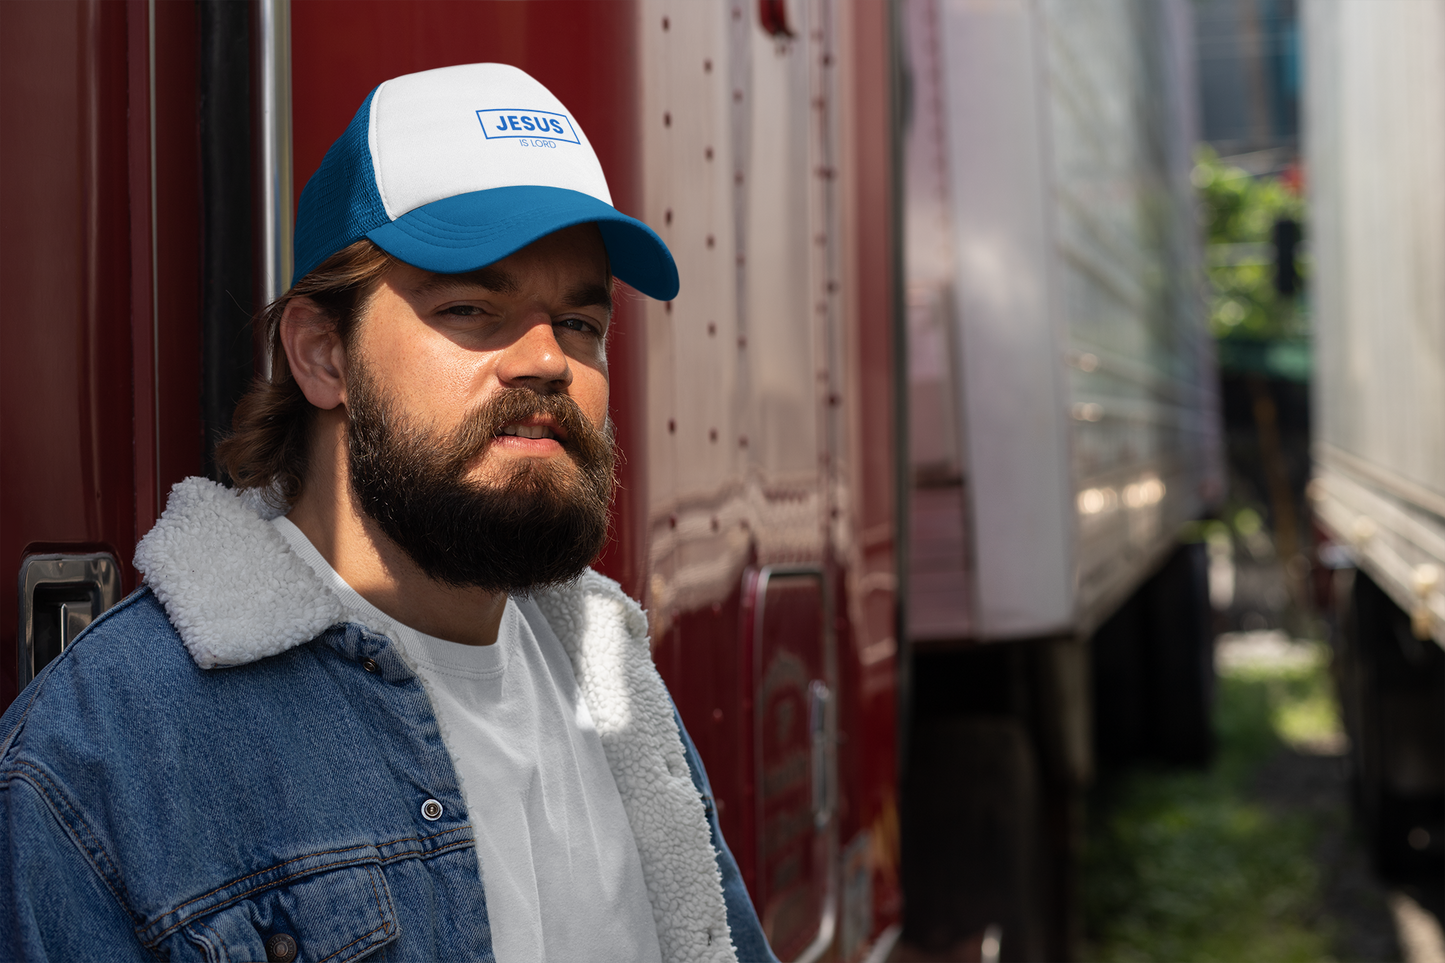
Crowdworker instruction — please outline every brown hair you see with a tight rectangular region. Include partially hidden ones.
[215,239,398,503]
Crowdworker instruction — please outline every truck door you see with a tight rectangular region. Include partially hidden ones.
[1,0,202,705]
[746,565,835,960]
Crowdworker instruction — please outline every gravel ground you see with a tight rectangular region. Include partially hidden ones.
[1228,547,1445,962]
[883,549,1441,962]
[1250,746,1403,961]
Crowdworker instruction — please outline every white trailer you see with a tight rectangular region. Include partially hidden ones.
[898,0,1223,956]
[1304,0,1445,648]
[1303,0,1445,877]
[903,0,1221,648]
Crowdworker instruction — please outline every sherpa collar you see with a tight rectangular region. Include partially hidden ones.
[134,477,736,963]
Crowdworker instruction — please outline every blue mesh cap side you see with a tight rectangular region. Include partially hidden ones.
[292,87,390,283]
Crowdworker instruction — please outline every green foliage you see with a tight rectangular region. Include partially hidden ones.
[1082,652,1341,962]
[1194,146,1308,341]
[1226,644,1344,755]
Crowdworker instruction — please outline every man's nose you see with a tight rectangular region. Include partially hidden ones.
[497,317,572,389]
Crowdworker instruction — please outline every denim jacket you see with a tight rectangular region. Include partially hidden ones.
[0,478,776,962]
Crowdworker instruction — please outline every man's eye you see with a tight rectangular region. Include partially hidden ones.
[443,305,485,317]
[556,317,600,336]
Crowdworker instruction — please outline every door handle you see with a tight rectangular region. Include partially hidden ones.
[809,679,831,828]
[18,553,121,687]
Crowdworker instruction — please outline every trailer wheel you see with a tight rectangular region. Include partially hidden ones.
[1341,573,1445,879]
[902,716,1048,962]
[901,644,1076,961]
[1093,542,1216,769]
[1145,542,1216,766]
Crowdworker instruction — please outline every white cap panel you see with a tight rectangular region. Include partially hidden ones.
[368,63,613,220]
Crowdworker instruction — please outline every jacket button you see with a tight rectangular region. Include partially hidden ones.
[421,798,443,821]
[361,657,379,673]
[265,933,298,963]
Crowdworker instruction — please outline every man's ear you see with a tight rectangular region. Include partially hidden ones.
[280,297,349,410]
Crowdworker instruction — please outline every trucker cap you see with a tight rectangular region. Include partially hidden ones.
[293,63,679,300]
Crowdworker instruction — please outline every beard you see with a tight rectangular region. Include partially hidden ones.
[344,360,617,594]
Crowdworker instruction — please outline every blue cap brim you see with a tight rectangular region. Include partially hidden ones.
[366,186,679,301]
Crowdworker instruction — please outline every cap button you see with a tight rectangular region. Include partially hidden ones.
[421,798,443,821]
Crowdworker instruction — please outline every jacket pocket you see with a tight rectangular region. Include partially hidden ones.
[156,862,398,963]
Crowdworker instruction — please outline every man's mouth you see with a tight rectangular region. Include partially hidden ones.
[499,422,563,442]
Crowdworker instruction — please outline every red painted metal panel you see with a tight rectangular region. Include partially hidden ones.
[636,3,903,952]
[125,0,203,536]
[0,0,201,707]
[1,1,137,706]
[288,0,648,601]
[841,0,904,944]
[653,578,756,893]
[748,569,830,959]
[125,0,157,539]
[151,1,204,517]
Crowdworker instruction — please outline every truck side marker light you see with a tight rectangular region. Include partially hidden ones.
[1123,478,1165,508]
[1411,564,1440,640]
[1078,487,1120,516]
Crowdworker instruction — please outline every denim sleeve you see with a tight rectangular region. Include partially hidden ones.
[1,773,150,960]
[672,706,780,963]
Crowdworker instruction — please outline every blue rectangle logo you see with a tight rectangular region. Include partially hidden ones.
[476,108,580,144]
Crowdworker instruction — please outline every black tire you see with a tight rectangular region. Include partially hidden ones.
[901,645,1076,961]
[1144,541,1217,766]
[1092,542,1216,769]
[1341,572,1445,879]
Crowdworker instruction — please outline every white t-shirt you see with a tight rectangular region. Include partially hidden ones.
[273,518,663,963]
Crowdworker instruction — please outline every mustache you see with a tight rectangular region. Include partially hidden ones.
[433,388,614,475]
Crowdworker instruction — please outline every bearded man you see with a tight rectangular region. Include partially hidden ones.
[0,64,774,963]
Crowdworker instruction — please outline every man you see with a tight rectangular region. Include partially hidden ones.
[1,63,774,963]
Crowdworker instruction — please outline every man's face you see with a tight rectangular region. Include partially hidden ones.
[341,224,618,591]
